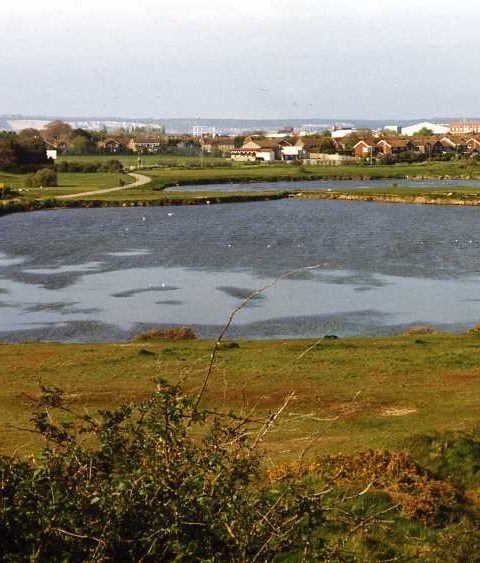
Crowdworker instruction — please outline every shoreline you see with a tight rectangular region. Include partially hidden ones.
[4,173,480,218]
[295,190,480,206]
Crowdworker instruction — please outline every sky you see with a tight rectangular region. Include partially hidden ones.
[1,0,480,120]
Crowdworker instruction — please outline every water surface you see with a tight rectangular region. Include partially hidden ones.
[1,199,480,341]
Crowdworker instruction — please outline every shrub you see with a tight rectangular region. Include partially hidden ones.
[134,326,196,341]
[0,186,19,199]
[55,160,123,173]
[467,323,480,335]
[25,168,57,188]
[0,382,327,560]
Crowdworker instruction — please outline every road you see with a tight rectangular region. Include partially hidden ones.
[55,172,151,200]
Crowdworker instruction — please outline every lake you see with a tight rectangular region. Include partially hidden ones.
[1,198,480,341]
[165,178,480,192]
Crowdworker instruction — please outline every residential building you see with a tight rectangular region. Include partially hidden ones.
[127,137,164,153]
[231,138,284,161]
[449,122,480,135]
[353,139,378,159]
[201,136,236,156]
[377,138,413,157]
[101,138,126,153]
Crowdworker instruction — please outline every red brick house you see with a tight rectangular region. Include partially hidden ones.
[376,138,413,157]
[353,139,378,159]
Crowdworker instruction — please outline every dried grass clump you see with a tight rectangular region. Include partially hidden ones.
[403,325,435,336]
[134,326,196,341]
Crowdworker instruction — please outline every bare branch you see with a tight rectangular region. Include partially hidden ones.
[190,264,323,418]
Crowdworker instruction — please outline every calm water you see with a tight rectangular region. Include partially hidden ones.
[1,199,480,341]
[165,178,480,193]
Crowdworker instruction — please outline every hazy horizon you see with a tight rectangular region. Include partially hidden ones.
[2,0,480,120]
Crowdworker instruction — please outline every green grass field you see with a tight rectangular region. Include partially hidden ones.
[2,333,480,458]
[56,153,228,167]
[1,171,133,199]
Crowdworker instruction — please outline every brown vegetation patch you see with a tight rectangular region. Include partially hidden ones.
[403,325,435,336]
[134,326,196,341]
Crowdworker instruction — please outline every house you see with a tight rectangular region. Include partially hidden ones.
[201,136,236,156]
[465,137,480,153]
[408,136,442,156]
[127,137,164,154]
[449,122,480,135]
[231,138,283,161]
[440,136,468,155]
[353,139,378,159]
[377,138,414,157]
[101,138,126,153]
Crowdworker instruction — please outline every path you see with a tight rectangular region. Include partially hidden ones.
[55,172,151,200]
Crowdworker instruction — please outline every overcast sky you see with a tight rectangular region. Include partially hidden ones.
[1,0,479,119]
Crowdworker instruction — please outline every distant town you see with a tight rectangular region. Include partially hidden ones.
[3,118,480,167]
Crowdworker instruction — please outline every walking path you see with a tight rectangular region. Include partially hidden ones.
[55,172,151,200]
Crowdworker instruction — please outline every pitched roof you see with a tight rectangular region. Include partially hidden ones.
[377,137,412,148]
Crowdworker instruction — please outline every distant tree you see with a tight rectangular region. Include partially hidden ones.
[42,120,73,142]
[0,139,20,170]
[343,134,361,155]
[415,127,434,136]
[17,133,48,167]
[71,135,90,155]
[318,135,337,154]
[234,136,245,148]
[0,132,48,171]
[17,128,42,142]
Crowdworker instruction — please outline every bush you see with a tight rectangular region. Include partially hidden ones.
[0,186,19,199]
[25,168,57,188]
[55,160,123,173]
[134,326,196,341]
[0,382,326,560]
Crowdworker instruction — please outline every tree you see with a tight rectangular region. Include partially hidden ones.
[71,135,89,154]
[16,134,48,168]
[415,127,434,136]
[42,120,73,142]
[234,135,245,148]
[0,139,20,170]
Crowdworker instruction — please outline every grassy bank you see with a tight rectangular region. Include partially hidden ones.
[298,185,480,206]
[2,333,480,458]
[0,190,290,217]
[0,171,132,197]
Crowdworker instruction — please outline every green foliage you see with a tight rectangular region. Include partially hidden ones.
[0,134,48,172]
[55,159,123,173]
[406,428,480,489]
[25,168,57,188]
[0,186,19,199]
[416,127,434,136]
[0,382,327,561]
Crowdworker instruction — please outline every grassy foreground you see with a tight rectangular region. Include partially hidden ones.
[2,333,480,458]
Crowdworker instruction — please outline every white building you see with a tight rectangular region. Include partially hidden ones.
[401,121,449,136]
[331,128,355,139]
